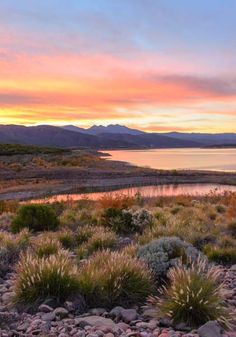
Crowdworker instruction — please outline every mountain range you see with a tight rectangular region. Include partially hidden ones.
[0,124,235,149]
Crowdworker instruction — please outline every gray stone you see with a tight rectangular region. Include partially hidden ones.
[1,292,13,303]
[120,308,138,323]
[75,316,116,329]
[198,321,222,337]
[53,307,69,319]
[38,304,54,313]
[41,312,56,321]
[90,308,107,316]
[110,306,123,319]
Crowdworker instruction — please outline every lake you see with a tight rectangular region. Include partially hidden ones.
[33,183,236,203]
[104,148,236,171]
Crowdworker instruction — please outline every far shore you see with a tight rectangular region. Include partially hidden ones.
[1,166,236,201]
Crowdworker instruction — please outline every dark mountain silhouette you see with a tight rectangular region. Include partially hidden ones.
[62,124,144,135]
[166,132,236,145]
[87,124,144,135]
[0,124,235,149]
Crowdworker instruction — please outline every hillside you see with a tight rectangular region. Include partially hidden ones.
[0,125,201,149]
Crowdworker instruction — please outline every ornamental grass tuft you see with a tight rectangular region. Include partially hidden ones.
[78,250,155,308]
[147,259,232,329]
[14,250,80,305]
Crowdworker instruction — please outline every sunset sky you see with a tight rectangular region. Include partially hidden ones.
[0,0,236,132]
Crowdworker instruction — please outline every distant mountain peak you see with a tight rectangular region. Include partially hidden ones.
[87,124,145,135]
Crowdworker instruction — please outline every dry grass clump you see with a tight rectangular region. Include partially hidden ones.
[204,245,236,265]
[121,243,139,257]
[227,220,236,238]
[14,250,80,305]
[0,200,19,214]
[75,225,97,245]
[98,193,135,210]
[0,229,30,277]
[77,229,117,259]
[78,250,155,308]
[0,212,15,230]
[148,259,232,329]
[33,236,63,258]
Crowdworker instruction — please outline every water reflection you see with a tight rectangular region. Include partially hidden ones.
[104,148,236,171]
[33,183,236,203]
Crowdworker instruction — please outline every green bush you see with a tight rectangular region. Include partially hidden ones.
[101,207,133,234]
[137,236,203,282]
[11,204,59,233]
[102,207,152,234]
[148,260,231,328]
[14,251,80,305]
[78,250,155,308]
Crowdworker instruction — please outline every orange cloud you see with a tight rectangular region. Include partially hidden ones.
[0,50,236,132]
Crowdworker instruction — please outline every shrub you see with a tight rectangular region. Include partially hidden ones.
[14,251,80,305]
[227,221,236,238]
[147,260,231,328]
[101,207,133,234]
[77,230,117,259]
[102,208,152,234]
[131,208,153,233]
[137,237,203,282]
[78,250,155,308]
[11,204,59,233]
[205,246,236,265]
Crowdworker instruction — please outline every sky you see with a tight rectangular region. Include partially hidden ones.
[0,0,236,133]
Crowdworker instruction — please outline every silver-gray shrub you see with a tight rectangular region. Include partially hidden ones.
[137,236,204,282]
[131,208,153,232]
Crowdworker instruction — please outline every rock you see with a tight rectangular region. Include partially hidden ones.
[142,308,156,319]
[53,307,69,319]
[159,317,172,328]
[64,301,76,312]
[174,322,192,331]
[75,316,116,329]
[109,307,138,323]
[38,304,54,313]
[198,321,222,337]
[41,312,56,321]
[104,333,114,337]
[42,297,60,309]
[110,306,123,319]
[90,308,107,316]
[120,309,138,323]
[116,322,130,332]
[1,292,14,303]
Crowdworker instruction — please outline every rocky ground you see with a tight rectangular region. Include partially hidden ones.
[0,266,235,337]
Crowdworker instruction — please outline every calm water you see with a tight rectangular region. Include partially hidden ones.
[33,184,236,203]
[104,148,236,171]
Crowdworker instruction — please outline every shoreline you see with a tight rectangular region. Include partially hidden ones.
[1,170,236,201]
[0,150,236,201]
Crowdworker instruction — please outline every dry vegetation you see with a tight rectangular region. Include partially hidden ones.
[0,190,236,329]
